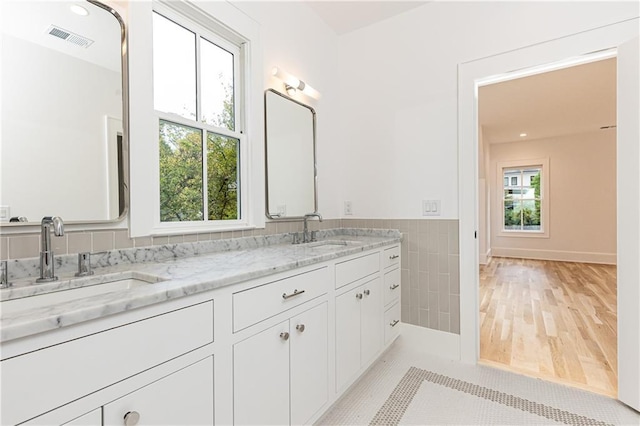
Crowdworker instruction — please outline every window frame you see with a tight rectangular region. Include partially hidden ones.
[497,158,550,238]
[134,1,258,237]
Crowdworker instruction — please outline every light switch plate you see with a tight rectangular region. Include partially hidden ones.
[344,201,353,216]
[422,200,441,216]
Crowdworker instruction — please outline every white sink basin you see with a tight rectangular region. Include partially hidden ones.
[307,240,360,251]
[1,273,163,316]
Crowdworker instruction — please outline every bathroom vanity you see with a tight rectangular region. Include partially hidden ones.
[0,231,401,425]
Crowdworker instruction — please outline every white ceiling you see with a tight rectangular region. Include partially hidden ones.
[305,1,428,35]
[2,1,122,72]
[479,57,617,144]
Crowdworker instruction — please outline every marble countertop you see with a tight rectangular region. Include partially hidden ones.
[0,229,401,343]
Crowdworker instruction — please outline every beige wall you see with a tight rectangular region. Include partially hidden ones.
[341,218,460,335]
[478,126,491,264]
[489,130,617,263]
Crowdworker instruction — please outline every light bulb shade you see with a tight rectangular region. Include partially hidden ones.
[272,66,320,99]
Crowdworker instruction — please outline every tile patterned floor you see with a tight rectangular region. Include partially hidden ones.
[317,336,640,425]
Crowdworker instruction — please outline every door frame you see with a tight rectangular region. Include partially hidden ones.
[458,17,639,405]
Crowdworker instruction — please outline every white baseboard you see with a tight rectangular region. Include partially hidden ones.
[491,247,616,265]
[399,323,460,360]
[479,248,492,265]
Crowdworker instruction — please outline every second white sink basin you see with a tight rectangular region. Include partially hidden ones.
[1,273,163,316]
[307,240,360,251]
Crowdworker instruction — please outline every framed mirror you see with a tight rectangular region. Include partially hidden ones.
[0,0,128,226]
[264,89,317,219]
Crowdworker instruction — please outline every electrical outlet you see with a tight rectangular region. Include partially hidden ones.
[422,200,441,216]
[0,206,9,221]
[344,201,353,216]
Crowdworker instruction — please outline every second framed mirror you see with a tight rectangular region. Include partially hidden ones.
[264,89,317,219]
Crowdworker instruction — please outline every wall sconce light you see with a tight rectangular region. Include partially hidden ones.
[271,67,320,99]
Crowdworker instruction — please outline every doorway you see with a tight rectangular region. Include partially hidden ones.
[457,19,640,412]
[476,57,618,396]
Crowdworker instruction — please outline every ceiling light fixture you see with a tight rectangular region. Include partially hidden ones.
[70,4,89,16]
[519,133,528,137]
[271,67,320,99]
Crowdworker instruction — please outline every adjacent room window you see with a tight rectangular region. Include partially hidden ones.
[502,166,543,232]
[153,9,242,223]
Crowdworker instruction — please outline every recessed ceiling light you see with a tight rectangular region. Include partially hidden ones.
[519,133,528,137]
[70,5,89,16]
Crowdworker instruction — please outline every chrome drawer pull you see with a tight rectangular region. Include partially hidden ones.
[296,324,306,333]
[390,319,400,327]
[389,254,399,260]
[355,293,363,300]
[124,411,140,426]
[282,289,305,300]
[390,284,400,290]
[363,289,370,296]
[280,332,290,341]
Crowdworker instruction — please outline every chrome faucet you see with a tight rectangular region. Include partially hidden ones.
[1,260,10,288]
[37,216,64,283]
[303,213,322,243]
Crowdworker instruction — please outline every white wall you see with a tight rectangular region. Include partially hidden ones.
[335,1,638,220]
[489,131,617,263]
[231,1,341,219]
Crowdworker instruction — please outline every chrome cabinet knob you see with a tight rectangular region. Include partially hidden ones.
[389,254,400,260]
[355,293,363,300]
[124,411,140,426]
[280,332,290,341]
[296,324,305,333]
[363,289,370,296]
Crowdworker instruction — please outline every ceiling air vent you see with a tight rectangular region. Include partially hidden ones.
[46,25,94,48]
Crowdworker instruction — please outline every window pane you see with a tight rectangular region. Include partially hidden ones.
[522,199,541,230]
[159,120,203,221]
[201,38,234,130]
[153,12,196,120]
[504,200,522,230]
[207,133,239,220]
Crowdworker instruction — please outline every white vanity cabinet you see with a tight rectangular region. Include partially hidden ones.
[382,245,402,345]
[102,356,214,426]
[335,276,383,391]
[233,302,328,425]
[1,239,402,426]
[1,300,214,426]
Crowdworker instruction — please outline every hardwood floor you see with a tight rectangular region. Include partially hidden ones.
[479,257,617,397]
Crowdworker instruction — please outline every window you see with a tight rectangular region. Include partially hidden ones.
[499,160,548,235]
[153,9,242,223]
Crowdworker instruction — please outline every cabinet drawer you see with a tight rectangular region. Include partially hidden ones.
[383,246,400,269]
[383,268,401,307]
[233,267,328,332]
[1,301,213,426]
[335,252,379,289]
[63,408,102,426]
[384,302,401,345]
[103,356,214,426]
